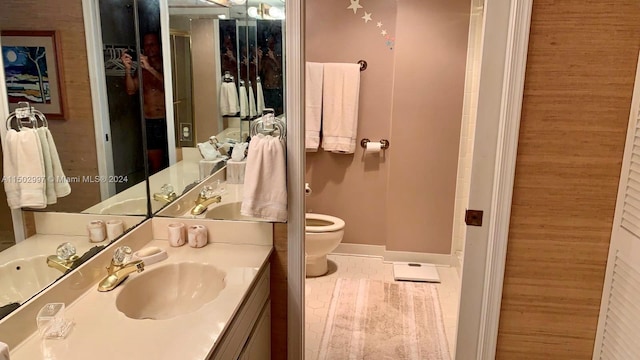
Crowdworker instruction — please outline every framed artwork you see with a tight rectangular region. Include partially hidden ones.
[1,30,66,119]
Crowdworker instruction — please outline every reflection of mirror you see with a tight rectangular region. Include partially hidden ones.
[0,0,156,319]
[163,0,285,200]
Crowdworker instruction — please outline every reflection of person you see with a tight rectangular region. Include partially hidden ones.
[221,34,238,84]
[121,33,168,174]
[258,34,283,114]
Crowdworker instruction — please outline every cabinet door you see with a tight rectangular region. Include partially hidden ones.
[593,51,640,359]
[239,301,271,360]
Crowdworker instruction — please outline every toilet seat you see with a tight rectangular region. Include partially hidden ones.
[305,213,345,233]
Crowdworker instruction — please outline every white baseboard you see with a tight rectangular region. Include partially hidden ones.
[333,243,454,266]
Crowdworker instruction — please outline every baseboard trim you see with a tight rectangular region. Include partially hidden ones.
[333,243,454,266]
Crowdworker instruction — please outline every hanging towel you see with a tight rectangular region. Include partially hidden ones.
[305,62,324,151]
[36,127,56,204]
[220,82,239,115]
[44,128,71,198]
[249,83,257,117]
[256,80,265,114]
[3,129,46,209]
[239,83,249,118]
[241,134,287,221]
[321,63,361,154]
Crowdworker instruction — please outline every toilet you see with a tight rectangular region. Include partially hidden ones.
[305,213,345,277]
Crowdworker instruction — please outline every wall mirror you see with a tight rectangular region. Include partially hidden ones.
[152,0,286,221]
[0,0,161,320]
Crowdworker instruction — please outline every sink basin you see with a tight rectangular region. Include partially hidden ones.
[204,202,262,221]
[0,255,61,305]
[116,263,226,320]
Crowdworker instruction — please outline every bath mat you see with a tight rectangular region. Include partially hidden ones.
[318,278,450,360]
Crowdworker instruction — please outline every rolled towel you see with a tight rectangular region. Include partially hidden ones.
[239,83,249,118]
[256,80,265,114]
[249,83,257,117]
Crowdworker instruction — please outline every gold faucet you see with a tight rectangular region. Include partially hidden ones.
[190,192,222,215]
[153,184,177,204]
[46,254,79,273]
[153,191,177,203]
[47,242,79,273]
[97,258,144,292]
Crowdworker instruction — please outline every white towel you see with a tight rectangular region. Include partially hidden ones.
[249,84,257,117]
[256,80,265,115]
[0,341,9,360]
[36,128,56,204]
[305,62,324,151]
[321,63,361,153]
[241,134,287,221]
[239,84,249,118]
[3,129,46,209]
[220,82,239,115]
[45,128,71,198]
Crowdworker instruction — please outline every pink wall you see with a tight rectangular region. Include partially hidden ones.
[305,0,469,254]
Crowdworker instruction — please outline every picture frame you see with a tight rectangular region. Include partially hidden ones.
[1,30,66,120]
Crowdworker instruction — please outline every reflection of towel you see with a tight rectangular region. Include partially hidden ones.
[45,128,71,198]
[3,129,46,209]
[305,62,324,151]
[0,341,9,360]
[322,63,361,153]
[239,83,249,118]
[37,128,56,204]
[249,84,257,117]
[220,82,239,115]
[256,80,265,114]
[241,134,287,221]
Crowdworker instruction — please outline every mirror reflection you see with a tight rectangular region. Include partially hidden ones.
[0,0,156,319]
[152,0,286,221]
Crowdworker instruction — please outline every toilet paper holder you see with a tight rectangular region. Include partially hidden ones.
[360,138,390,150]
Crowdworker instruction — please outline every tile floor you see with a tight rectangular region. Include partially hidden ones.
[305,254,460,360]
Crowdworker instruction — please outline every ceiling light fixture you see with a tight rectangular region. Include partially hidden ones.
[247,6,260,18]
[268,6,284,19]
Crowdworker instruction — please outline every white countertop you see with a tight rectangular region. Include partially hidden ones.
[10,239,272,360]
[82,149,202,215]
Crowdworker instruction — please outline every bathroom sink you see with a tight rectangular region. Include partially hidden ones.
[204,202,262,221]
[0,255,61,305]
[115,263,226,320]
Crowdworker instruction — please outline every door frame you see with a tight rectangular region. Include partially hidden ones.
[284,0,533,358]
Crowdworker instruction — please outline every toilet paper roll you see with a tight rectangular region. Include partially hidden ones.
[106,220,125,241]
[187,225,208,248]
[167,222,186,247]
[365,141,382,154]
[87,220,106,243]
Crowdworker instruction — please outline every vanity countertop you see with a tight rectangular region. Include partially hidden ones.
[9,240,272,360]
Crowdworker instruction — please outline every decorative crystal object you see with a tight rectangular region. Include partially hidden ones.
[113,246,133,265]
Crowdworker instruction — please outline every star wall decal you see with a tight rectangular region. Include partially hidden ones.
[377,21,383,28]
[381,29,387,36]
[362,12,372,23]
[347,0,363,14]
